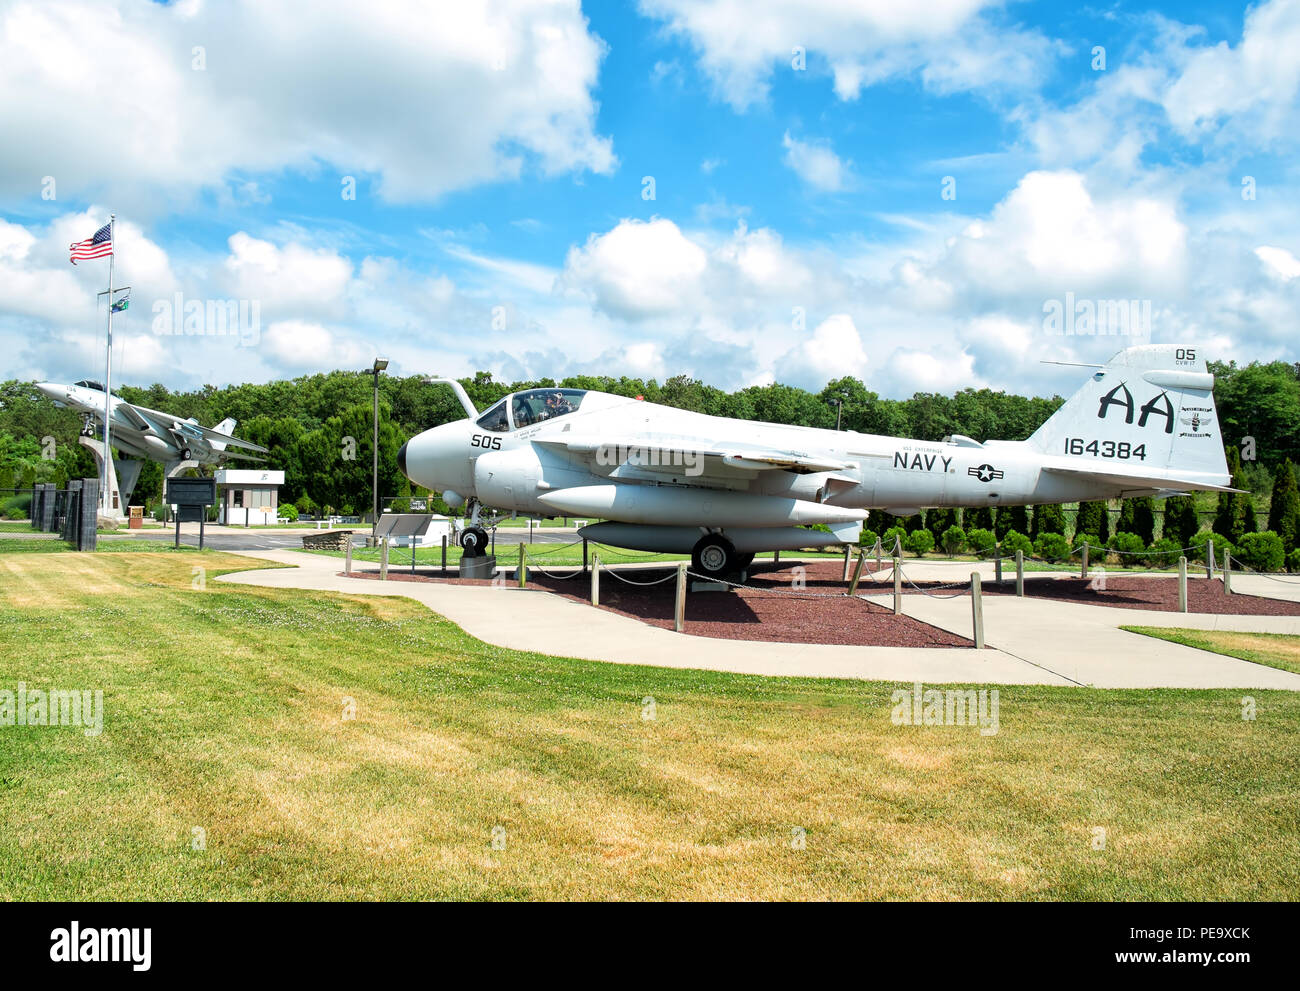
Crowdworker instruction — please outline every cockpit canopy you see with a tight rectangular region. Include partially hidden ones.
[475,388,587,432]
[74,380,106,391]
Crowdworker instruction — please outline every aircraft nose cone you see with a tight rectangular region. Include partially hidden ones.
[35,382,64,402]
[397,441,408,477]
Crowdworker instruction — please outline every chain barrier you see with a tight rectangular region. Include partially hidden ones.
[683,569,857,599]
[528,561,584,580]
[519,538,583,557]
[603,568,679,586]
[1225,553,1300,585]
[899,568,971,599]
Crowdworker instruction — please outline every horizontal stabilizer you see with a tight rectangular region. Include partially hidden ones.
[1042,464,1245,494]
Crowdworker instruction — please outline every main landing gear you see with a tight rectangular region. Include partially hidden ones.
[690,533,753,579]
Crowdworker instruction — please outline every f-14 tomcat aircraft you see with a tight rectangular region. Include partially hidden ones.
[399,344,1235,577]
[36,380,268,466]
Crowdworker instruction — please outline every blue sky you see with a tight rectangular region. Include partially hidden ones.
[0,0,1297,399]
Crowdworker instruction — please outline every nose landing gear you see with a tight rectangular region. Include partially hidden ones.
[458,497,493,558]
[460,525,490,557]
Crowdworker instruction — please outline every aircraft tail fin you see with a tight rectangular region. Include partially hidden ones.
[1026,344,1231,486]
[209,417,237,453]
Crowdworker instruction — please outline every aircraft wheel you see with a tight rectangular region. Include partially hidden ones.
[691,534,737,578]
[460,525,489,558]
[181,447,192,461]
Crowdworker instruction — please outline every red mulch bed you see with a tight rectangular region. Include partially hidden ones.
[339,561,972,647]
[973,574,1300,615]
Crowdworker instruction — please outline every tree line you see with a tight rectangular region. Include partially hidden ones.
[1,359,1297,563]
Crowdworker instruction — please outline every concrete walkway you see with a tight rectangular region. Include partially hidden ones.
[861,561,1300,690]
[216,549,1070,686]
[213,549,1300,691]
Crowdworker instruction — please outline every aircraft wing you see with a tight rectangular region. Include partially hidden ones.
[1042,464,1246,494]
[537,436,849,479]
[117,402,156,433]
[134,406,268,453]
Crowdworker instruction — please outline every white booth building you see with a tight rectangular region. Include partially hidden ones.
[215,469,285,525]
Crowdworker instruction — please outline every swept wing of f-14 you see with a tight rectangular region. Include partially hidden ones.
[398,344,1236,577]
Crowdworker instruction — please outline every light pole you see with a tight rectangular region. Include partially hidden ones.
[830,391,848,430]
[367,357,388,535]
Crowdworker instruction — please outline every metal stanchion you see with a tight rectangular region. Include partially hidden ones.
[971,572,984,648]
[591,554,600,606]
[847,548,866,596]
[674,562,687,632]
[1178,556,1188,612]
[893,556,902,615]
[441,534,447,575]
[582,538,589,574]
[1080,542,1088,579]
[842,545,852,581]
[517,542,527,588]
[773,549,780,566]
[1223,549,1232,595]
[1015,550,1024,597]
[995,550,1003,585]
[344,539,352,575]
[379,537,389,581]
[1206,541,1214,580]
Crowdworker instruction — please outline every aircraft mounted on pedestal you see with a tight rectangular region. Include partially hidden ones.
[36,379,268,468]
[398,344,1237,577]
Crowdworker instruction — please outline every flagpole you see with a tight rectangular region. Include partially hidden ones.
[102,213,114,515]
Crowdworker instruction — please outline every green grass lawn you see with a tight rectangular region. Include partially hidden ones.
[1122,627,1300,676]
[0,551,1297,900]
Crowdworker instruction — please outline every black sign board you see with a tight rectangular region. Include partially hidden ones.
[165,477,216,507]
[165,476,216,549]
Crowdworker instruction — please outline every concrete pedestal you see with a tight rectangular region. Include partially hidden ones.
[77,435,124,518]
[458,555,498,579]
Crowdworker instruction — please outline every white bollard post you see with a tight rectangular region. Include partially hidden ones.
[591,554,600,607]
[1223,548,1232,595]
[970,572,984,649]
[379,537,389,581]
[1015,550,1024,597]
[1178,556,1187,612]
[674,562,687,632]
[344,539,352,575]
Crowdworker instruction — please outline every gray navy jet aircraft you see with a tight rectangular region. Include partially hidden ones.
[398,344,1236,577]
[37,379,268,467]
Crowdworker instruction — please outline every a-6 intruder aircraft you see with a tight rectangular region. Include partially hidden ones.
[36,380,268,467]
[399,344,1235,577]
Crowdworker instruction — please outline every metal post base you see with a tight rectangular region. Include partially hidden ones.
[458,555,497,579]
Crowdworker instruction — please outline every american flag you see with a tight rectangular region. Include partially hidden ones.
[69,222,113,264]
